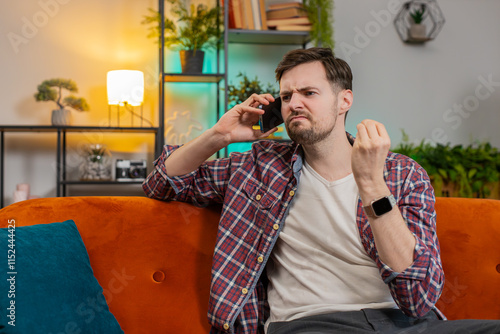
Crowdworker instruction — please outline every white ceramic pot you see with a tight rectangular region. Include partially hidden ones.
[51,109,72,126]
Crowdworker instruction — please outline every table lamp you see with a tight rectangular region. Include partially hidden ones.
[107,70,150,127]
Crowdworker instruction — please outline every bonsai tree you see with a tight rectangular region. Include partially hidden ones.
[142,0,221,54]
[34,78,89,112]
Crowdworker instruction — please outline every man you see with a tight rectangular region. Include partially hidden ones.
[143,48,500,333]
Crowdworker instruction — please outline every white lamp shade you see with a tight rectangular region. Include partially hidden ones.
[107,70,144,106]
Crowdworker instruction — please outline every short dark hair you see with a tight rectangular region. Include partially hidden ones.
[275,47,353,92]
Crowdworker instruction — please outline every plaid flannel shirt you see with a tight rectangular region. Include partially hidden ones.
[143,134,445,334]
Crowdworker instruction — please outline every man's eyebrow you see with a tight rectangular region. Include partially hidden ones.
[280,86,318,96]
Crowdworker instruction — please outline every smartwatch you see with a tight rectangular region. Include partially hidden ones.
[363,194,396,218]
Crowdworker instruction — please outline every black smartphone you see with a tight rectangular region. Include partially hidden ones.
[259,97,283,132]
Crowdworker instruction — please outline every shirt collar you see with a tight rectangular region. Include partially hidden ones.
[290,131,355,173]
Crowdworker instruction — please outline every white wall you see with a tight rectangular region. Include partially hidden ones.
[334,0,500,146]
[1,0,500,205]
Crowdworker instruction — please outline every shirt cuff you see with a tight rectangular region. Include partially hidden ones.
[153,145,197,195]
[380,235,431,284]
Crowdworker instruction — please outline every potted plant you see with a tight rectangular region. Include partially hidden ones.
[303,0,335,48]
[226,72,283,138]
[34,78,89,126]
[392,130,500,199]
[408,4,426,39]
[226,72,279,108]
[142,0,222,74]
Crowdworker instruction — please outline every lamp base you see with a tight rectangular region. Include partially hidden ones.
[108,104,152,128]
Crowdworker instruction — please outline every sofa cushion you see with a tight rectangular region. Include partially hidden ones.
[0,196,221,333]
[0,220,123,334]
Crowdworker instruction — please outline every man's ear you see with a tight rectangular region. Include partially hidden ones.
[338,89,353,115]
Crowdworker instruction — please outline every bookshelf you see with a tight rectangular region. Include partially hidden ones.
[0,126,159,208]
[227,0,312,32]
[158,0,311,157]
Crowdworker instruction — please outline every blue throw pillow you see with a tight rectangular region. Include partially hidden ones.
[0,220,123,333]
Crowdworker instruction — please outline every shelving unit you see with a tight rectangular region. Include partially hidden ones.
[0,125,159,208]
[1,4,311,208]
[163,73,225,83]
[227,29,310,45]
[158,0,310,157]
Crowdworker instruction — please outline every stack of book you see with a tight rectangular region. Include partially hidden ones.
[265,1,311,31]
[225,0,268,30]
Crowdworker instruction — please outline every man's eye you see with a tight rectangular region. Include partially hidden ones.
[305,91,316,96]
[281,96,291,102]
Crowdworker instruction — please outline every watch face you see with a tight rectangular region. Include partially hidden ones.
[372,197,393,216]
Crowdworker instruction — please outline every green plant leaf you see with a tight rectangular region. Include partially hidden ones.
[142,0,222,52]
[303,0,334,48]
[468,168,477,179]
[34,79,89,111]
[226,72,279,107]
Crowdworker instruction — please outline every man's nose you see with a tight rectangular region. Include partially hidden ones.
[288,93,303,110]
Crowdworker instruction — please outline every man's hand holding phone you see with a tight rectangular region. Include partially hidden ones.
[212,93,278,144]
[259,97,283,132]
[164,93,278,177]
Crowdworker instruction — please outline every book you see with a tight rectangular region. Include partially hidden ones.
[242,0,255,30]
[266,16,310,27]
[251,0,261,30]
[274,24,311,31]
[259,0,268,29]
[222,0,236,29]
[267,1,304,10]
[266,6,307,20]
[232,0,244,29]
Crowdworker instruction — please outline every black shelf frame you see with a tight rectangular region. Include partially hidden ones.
[159,0,225,158]
[227,29,310,45]
[158,0,310,159]
[0,125,159,208]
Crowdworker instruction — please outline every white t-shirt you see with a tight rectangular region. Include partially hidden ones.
[266,161,397,329]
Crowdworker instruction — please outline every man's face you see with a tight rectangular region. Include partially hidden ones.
[279,61,340,145]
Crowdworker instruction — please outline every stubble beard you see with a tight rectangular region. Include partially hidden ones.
[286,108,338,145]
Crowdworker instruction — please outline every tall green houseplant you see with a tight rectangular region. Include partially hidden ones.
[142,0,222,73]
[303,0,335,48]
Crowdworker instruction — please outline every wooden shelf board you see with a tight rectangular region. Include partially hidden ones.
[163,73,224,83]
[228,29,310,45]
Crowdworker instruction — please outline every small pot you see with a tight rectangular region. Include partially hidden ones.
[179,50,205,74]
[409,24,426,39]
[51,109,72,126]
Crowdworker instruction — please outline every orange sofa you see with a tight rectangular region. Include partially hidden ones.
[0,196,499,332]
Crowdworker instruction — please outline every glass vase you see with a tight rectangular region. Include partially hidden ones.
[80,144,112,181]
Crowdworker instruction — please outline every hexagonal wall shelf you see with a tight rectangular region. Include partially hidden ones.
[394,0,445,44]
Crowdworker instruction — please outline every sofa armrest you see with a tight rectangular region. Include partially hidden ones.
[435,197,500,320]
